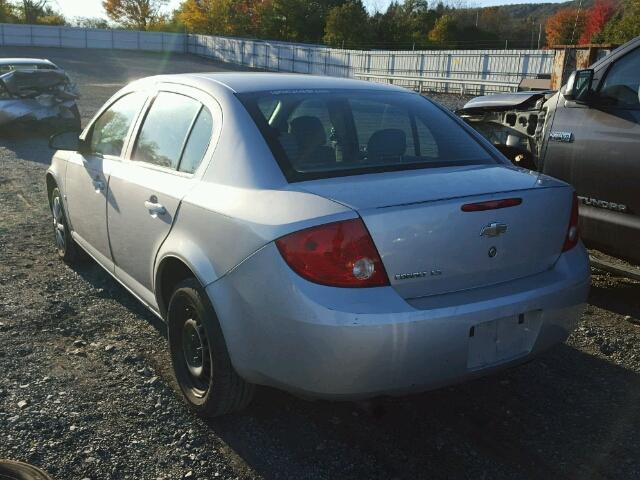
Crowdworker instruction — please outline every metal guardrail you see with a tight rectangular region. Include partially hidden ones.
[354,72,520,94]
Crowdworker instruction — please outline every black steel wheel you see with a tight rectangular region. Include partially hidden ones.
[167,277,254,417]
[0,460,53,480]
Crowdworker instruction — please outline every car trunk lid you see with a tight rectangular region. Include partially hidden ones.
[296,166,572,299]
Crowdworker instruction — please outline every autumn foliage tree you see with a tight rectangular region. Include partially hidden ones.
[428,14,457,44]
[103,0,167,30]
[0,0,15,22]
[579,0,616,43]
[545,7,586,46]
[603,0,640,44]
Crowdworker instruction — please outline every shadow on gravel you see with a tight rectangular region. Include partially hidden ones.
[203,345,640,479]
[589,276,640,320]
[59,253,640,478]
[0,129,56,166]
[73,260,167,338]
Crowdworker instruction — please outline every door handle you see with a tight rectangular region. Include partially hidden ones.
[144,200,166,216]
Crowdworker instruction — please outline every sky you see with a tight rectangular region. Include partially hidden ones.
[51,0,564,20]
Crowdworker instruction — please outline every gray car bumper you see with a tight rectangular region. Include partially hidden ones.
[207,243,590,399]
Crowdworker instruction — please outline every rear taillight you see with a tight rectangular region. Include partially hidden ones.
[461,198,522,212]
[275,218,389,288]
[562,192,580,252]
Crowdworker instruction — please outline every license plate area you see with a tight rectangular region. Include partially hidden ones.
[467,311,541,370]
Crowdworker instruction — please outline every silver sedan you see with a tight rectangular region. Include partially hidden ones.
[46,73,590,417]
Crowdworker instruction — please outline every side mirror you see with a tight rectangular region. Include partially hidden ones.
[49,131,86,152]
[563,69,594,102]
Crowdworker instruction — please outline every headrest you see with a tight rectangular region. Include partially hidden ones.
[290,116,327,149]
[367,129,406,162]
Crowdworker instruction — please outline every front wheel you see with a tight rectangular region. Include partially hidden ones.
[167,278,254,417]
[50,186,81,263]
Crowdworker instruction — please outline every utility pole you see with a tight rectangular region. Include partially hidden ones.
[531,22,534,49]
[537,23,542,49]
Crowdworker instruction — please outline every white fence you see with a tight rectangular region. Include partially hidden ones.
[0,23,555,93]
[0,23,186,52]
[188,34,554,93]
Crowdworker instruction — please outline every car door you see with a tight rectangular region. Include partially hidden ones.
[64,91,148,268]
[107,85,217,308]
[544,46,640,263]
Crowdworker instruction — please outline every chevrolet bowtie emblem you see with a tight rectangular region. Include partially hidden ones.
[480,222,508,237]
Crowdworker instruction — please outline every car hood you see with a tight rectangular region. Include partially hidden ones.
[458,91,549,113]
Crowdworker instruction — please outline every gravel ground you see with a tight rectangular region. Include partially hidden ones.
[1,47,640,480]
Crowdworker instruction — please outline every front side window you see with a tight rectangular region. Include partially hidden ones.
[239,90,495,181]
[133,92,203,170]
[90,92,147,157]
[600,48,640,108]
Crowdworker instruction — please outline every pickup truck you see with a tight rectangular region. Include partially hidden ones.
[458,36,640,266]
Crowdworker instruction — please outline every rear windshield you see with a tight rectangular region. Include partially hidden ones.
[238,89,497,181]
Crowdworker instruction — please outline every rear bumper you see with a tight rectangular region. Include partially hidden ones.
[207,243,590,399]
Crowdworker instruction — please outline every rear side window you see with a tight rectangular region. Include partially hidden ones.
[90,92,147,157]
[239,90,494,181]
[179,107,213,174]
[133,92,202,170]
[600,48,640,108]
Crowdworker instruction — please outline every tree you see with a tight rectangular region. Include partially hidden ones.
[370,1,423,49]
[0,0,16,23]
[579,0,616,43]
[74,17,111,29]
[21,0,47,23]
[103,0,168,30]
[402,0,439,48]
[323,1,371,48]
[428,14,457,45]
[37,12,66,25]
[545,8,586,46]
[266,0,344,43]
[177,0,255,36]
[602,0,640,44]
[477,6,509,38]
[177,0,344,43]
[9,0,65,24]
[177,0,216,33]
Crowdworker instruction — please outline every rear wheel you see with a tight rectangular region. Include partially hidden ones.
[167,278,254,417]
[0,460,53,479]
[50,186,81,263]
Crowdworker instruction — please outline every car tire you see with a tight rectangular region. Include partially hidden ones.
[50,186,81,263]
[167,277,255,417]
[0,460,53,479]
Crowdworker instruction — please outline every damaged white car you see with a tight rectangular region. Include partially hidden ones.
[0,58,80,131]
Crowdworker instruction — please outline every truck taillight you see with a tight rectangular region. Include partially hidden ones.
[275,219,389,288]
[562,192,580,252]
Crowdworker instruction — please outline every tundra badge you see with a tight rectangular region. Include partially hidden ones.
[549,131,573,142]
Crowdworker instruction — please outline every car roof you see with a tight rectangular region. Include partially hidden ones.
[149,72,413,95]
[0,58,58,67]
